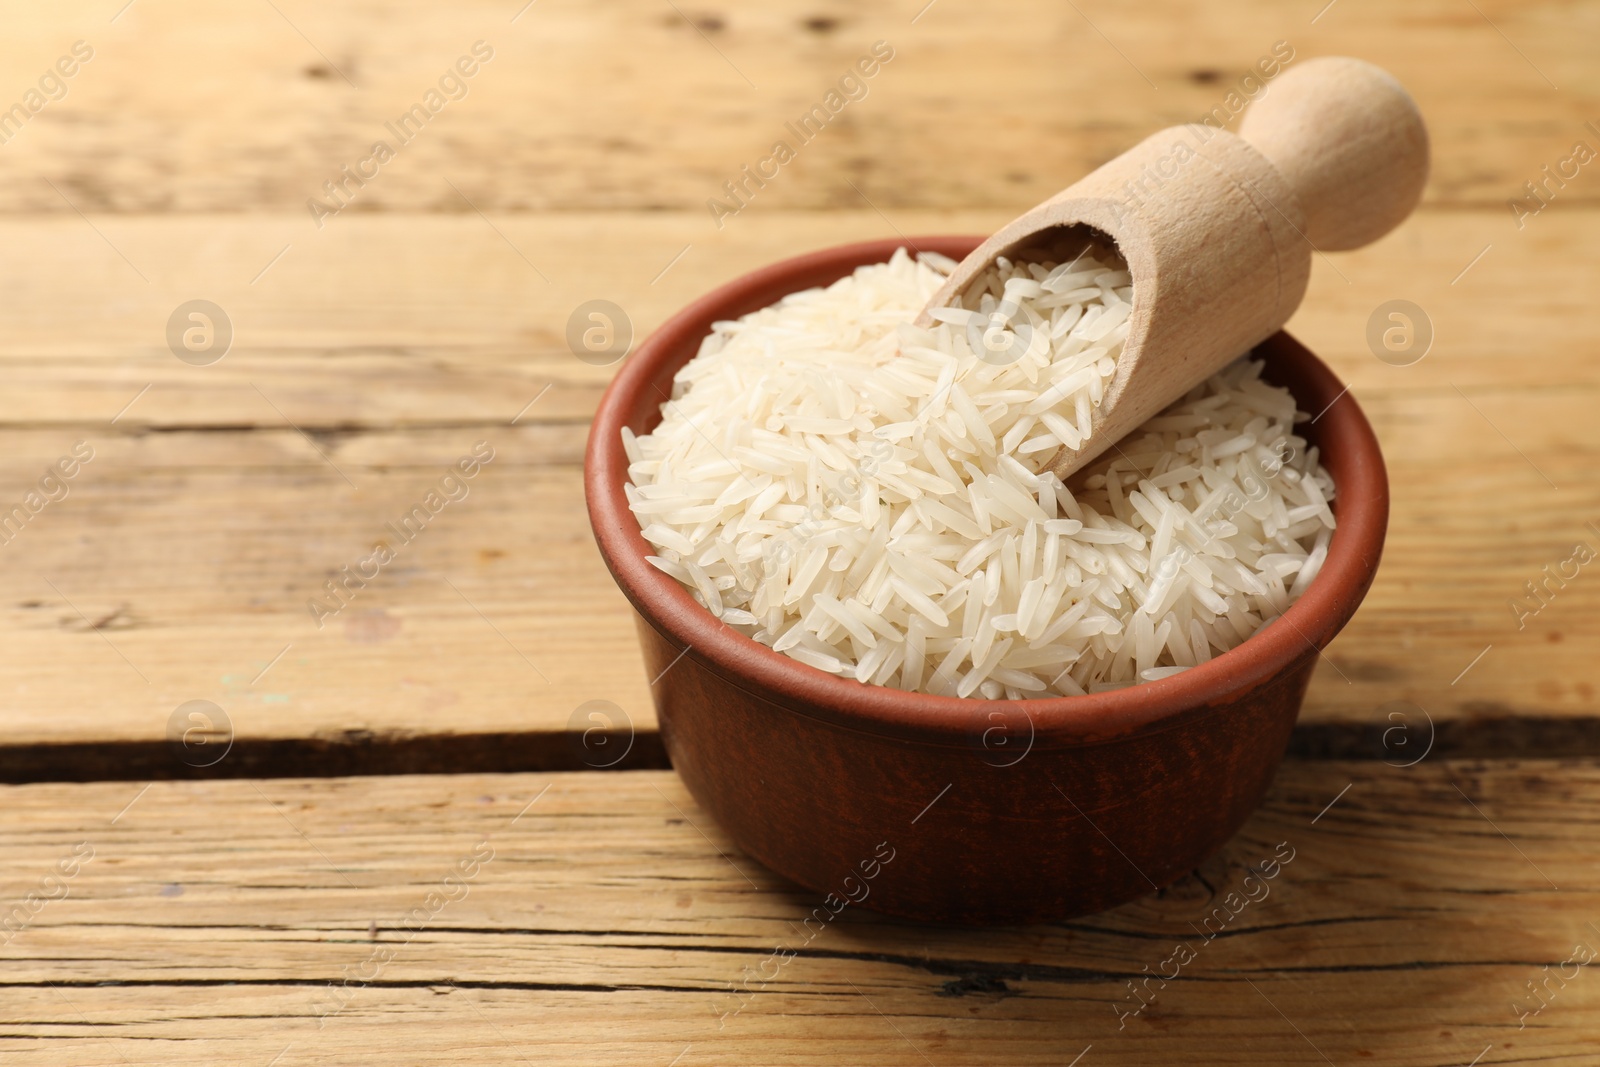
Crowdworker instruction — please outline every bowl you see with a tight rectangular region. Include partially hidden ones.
[585,236,1387,925]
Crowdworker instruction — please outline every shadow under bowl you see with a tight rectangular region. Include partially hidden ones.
[585,236,1388,925]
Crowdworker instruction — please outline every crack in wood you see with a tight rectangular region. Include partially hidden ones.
[5,718,1600,783]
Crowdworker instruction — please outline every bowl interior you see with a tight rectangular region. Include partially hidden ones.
[585,236,1388,748]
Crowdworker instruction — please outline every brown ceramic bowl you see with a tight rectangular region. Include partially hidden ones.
[585,236,1387,925]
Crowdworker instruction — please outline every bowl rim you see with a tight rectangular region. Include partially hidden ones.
[584,236,1388,748]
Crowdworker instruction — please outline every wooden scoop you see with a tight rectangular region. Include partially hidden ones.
[914,56,1429,480]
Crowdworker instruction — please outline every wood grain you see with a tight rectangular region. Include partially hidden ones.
[0,0,1589,216]
[2,762,1599,1064]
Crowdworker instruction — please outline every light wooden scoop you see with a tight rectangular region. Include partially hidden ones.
[914,56,1430,480]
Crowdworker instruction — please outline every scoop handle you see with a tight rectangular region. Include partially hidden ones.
[1237,56,1429,251]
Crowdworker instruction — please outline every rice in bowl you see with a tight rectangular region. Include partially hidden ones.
[623,248,1335,698]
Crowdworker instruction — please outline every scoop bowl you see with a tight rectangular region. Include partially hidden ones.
[584,236,1387,925]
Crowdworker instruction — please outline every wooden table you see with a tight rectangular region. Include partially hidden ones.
[2,0,1596,1062]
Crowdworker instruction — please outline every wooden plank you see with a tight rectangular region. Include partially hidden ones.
[0,211,1591,420]
[0,0,1589,216]
[0,415,1594,767]
[0,429,661,774]
[0,208,1596,769]
[2,762,1598,1064]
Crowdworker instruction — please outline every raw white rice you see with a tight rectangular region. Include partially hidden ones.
[624,248,1336,698]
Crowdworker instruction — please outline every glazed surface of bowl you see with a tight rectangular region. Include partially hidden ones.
[585,236,1388,925]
